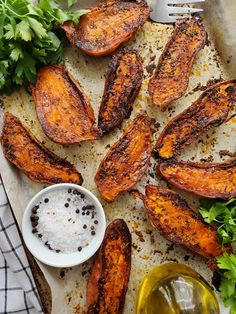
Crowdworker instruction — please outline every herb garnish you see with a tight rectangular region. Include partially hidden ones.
[0,0,88,92]
[199,198,236,313]
[199,198,236,244]
[217,253,236,314]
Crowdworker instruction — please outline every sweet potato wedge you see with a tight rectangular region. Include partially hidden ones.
[61,0,150,56]
[131,185,230,270]
[98,49,143,134]
[155,80,236,159]
[95,112,152,202]
[148,18,207,111]
[1,113,83,185]
[86,219,131,314]
[32,65,99,145]
[159,158,236,199]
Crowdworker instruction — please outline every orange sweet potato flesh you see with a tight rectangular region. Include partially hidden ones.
[156,80,236,159]
[95,112,152,202]
[32,65,99,145]
[86,219,131,314]
[1,113,83,185]
[159,158,236,199]
[148,18,207,111]
[61,0,150,56]
[131,185,230,270]
[98,49,143,134]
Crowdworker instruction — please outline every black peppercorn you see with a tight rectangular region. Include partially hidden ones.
[32,221,38,228]
[31,206,38,214]
[31,215,39,222]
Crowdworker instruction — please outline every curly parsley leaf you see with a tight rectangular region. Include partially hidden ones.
[199,198,236,244]
[0,0,89,92]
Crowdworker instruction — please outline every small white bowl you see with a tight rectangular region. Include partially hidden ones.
[22,183,106,268]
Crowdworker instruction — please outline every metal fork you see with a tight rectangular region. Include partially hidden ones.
[146,0,205,23]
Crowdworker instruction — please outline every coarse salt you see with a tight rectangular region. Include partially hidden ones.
[31,188,99,253]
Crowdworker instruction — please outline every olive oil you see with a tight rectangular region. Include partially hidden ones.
[136,263,219,314]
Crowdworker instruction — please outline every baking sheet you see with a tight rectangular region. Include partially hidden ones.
[0,0,236,313]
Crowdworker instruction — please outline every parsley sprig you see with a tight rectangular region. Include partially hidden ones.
[0,0,88,92]
[199,198,236,313]
[217,254,236,314]
[199,198,236,244]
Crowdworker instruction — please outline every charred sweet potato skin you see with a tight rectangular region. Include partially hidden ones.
[32,65,99,145]
[86,219,131,314]
[159,158,236,199]
[134,185,230,270]
[98,49,143,134]
[148,18,207,111]
[95,112,152,202]
[61,1,150,56]
[1,113,83,185]
[156,80,236,159]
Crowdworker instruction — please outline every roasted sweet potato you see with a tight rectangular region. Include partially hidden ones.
[32,66,99,145]
[1,113,83,185]
[95,112,152,202]
[159,158,236,199]
[148,18,207,111]
[98,49,143,134]
[61,0,150,56]
[131,185,230,270]
[155,80,236,159]
[86,219,131,314]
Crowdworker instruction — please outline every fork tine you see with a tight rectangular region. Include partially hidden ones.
[166,15,186,23]
[168,0,205,4]
[168,6,203,14]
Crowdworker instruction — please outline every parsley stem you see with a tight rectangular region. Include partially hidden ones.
[0,0,29,18]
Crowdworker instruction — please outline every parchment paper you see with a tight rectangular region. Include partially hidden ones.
[1,1,236,313]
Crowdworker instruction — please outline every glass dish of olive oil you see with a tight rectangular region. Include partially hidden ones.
[136,263,219,314]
